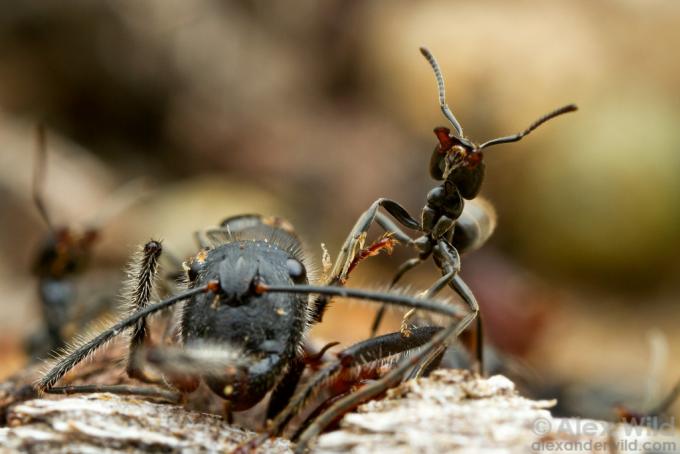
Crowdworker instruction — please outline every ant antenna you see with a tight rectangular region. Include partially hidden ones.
[479,104,578,150]
[33,123,54,231]
[420,47,464,138]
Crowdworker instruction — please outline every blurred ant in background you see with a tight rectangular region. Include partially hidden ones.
[29,124,145,358]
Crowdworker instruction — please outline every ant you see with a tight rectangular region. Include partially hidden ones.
[367,47,577,371]
[29,124,145,358]
[35,215,472,452]
[34,48,576,453]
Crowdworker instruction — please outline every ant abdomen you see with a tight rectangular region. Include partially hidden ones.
[450,198,497,254]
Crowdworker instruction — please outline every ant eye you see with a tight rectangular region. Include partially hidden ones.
[286,258,306,283]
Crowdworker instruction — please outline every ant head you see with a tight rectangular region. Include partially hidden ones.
[34,226,100,278]
[433,127,482,165]
[421,46,577,178]
[429,126,483,182]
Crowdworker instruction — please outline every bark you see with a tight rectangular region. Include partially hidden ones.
[1,368,678,453]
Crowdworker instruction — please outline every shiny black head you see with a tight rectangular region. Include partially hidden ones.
[420,46,577,200]
[429,126,485,200]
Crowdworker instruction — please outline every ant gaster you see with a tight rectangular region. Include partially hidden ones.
[35,48,576,453]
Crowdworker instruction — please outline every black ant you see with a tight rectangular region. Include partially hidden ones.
[368,47,577,370]
[29,124,145,358]
[34,48,576,453]
[35,214,472,452]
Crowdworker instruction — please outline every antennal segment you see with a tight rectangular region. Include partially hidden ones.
[420,47,464,138]
[479,104,578,149]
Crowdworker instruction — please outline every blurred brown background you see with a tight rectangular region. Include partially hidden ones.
[0,0,679,421]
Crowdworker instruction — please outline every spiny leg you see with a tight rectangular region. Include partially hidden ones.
[295,312,476,452]
[237,326,443,452]
[244,283,475,452]
[265,341,339,422]
[126,240,163,381]
[36,282,215,393]
[290,326,443,442]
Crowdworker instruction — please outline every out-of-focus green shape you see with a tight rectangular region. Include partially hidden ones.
[501,94,680,287]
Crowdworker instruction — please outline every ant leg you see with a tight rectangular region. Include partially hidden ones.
[248,283,476,452]
[36,281,215,392]
[295,314,475,452]
[309,199,420,324]
[45,384,180,402]
[398,240,484,375]
[266,341,340,422]
[266,356,306,421]
[125,241,163,382]
[431,240,484,374]
[329,198,420,285]
[411,344,447,379]
[399,241,461,332]
[238,326,443,451]
[374,212,415,244]
[369,257,424,336]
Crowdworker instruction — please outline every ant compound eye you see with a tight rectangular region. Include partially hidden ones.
[286,258,306,283]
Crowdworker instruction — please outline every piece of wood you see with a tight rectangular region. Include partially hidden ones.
[0,394,291,453]
[316,369,680,453]
[1,368,678,453]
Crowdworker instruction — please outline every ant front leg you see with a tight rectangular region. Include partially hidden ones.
[309,199,421,324]
[245,284,476,453]
[40,240,182,403]
[125,240,163,382]
[329,198,420,284]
